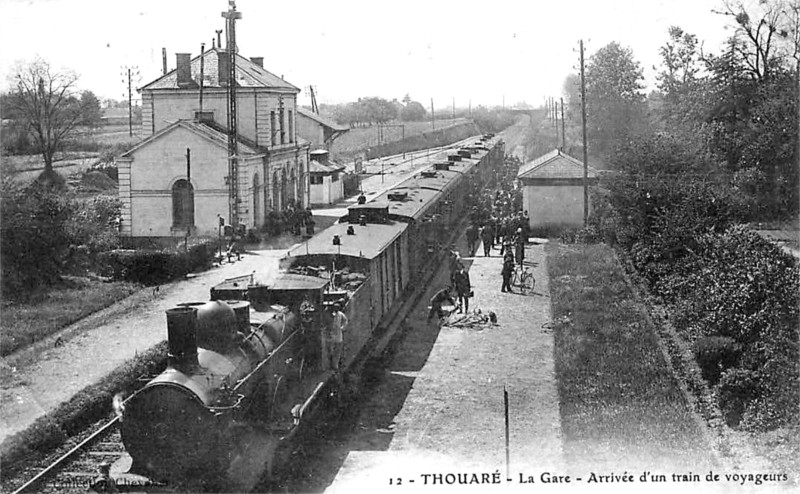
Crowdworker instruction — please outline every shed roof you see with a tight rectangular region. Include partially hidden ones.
[140,48,299,92]
[297,107,349,131]
[287,221,407,260]
[517,149,598,180]
[309,159,346,174]
[120,119,261,158]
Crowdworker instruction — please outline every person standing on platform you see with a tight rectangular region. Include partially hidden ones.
[501,254,515,293]
[480,224,494,257]
[453,264,472,314]
[466,224,479,255]
[515,228,526,265]
[322,304,348,371]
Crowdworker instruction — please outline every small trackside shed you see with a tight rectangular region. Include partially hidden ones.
[517,149,598,230]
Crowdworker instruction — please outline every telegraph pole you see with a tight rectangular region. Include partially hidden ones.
[127,69,133,137]
[431,98,435,130]
[121,66,139,138]
[561,97,566,150]
[223,0,242,228]
[553,96,559,147]
[199,43,206,113]
[579,39,589,226]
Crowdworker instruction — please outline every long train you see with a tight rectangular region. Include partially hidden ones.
[119,134,505,487]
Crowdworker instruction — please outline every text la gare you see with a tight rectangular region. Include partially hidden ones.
[520,472,571,483]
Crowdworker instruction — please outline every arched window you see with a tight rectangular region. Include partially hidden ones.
[172,179,194,228]
[280,169,287,210]
[289,168,297,206]
[272,171,281,210]
[253,173,262,227]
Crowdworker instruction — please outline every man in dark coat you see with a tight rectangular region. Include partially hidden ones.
[453,264,472,314]
[501,255,515,293]
[466,224,479,254]
[480,225,494,257]
[515,228,526,265]
[428,286,456,323]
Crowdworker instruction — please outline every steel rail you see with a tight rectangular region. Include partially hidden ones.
[12,389,144,494]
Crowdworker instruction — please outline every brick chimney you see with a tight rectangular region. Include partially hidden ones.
[176,53,193,88]
[250,57,263,68]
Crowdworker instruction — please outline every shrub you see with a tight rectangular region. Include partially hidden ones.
[97,239,216,285]
[0,179,72,298]
[98,249,169,285]
[718,368,760,427]
[264,210,285,236]
[693,336,740,384]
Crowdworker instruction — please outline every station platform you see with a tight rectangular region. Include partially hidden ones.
[326,240,562,492]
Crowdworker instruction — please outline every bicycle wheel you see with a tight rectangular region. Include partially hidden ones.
[521,274,535,294]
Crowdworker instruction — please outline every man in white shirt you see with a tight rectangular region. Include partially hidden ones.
[322,303,348,371]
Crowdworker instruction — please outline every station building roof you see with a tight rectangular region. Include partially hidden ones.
[517,149,598,180]
[140,48,299,92]
[119,119,262,158]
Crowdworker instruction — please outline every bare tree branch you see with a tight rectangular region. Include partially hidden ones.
[5,57,83,180]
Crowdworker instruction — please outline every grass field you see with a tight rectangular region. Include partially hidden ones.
[0,277,140,357]
[331,118,471,156]
[546,241,715,472]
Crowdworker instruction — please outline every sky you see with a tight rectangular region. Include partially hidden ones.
[0,0,734,109]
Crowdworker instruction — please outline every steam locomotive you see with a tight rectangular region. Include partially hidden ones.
[119,135,505,485]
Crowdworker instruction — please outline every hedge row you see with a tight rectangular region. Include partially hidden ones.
[590,168,799,430]
[97,239,217,285]
[0,342,168,479]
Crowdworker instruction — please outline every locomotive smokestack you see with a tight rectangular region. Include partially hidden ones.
[166,306,199,368]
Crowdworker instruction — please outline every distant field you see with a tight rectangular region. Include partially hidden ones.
[331,118,471,157]
[2,125,140,179]
[2,119,472,176]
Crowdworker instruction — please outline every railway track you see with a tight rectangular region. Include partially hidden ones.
[6,391,153,494]
[7,417,122,494]
[6,134,503,493]
[358,139,478,177]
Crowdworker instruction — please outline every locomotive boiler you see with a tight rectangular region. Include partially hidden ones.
[120,299,298,482]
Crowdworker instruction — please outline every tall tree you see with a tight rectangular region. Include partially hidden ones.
[657,27,703,104]
[401,100,427,121]
[715,0,792,81]
[5,57,84,185]
[585,42,647,158]
[80,90,102,128]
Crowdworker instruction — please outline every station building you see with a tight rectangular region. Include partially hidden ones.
[117,47,310,240]
[517,149,599,230]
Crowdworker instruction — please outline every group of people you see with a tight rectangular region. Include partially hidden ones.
[429,155,531,321]
[299,299,349,372]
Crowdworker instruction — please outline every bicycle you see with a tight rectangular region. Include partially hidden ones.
[511,265,535,295]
